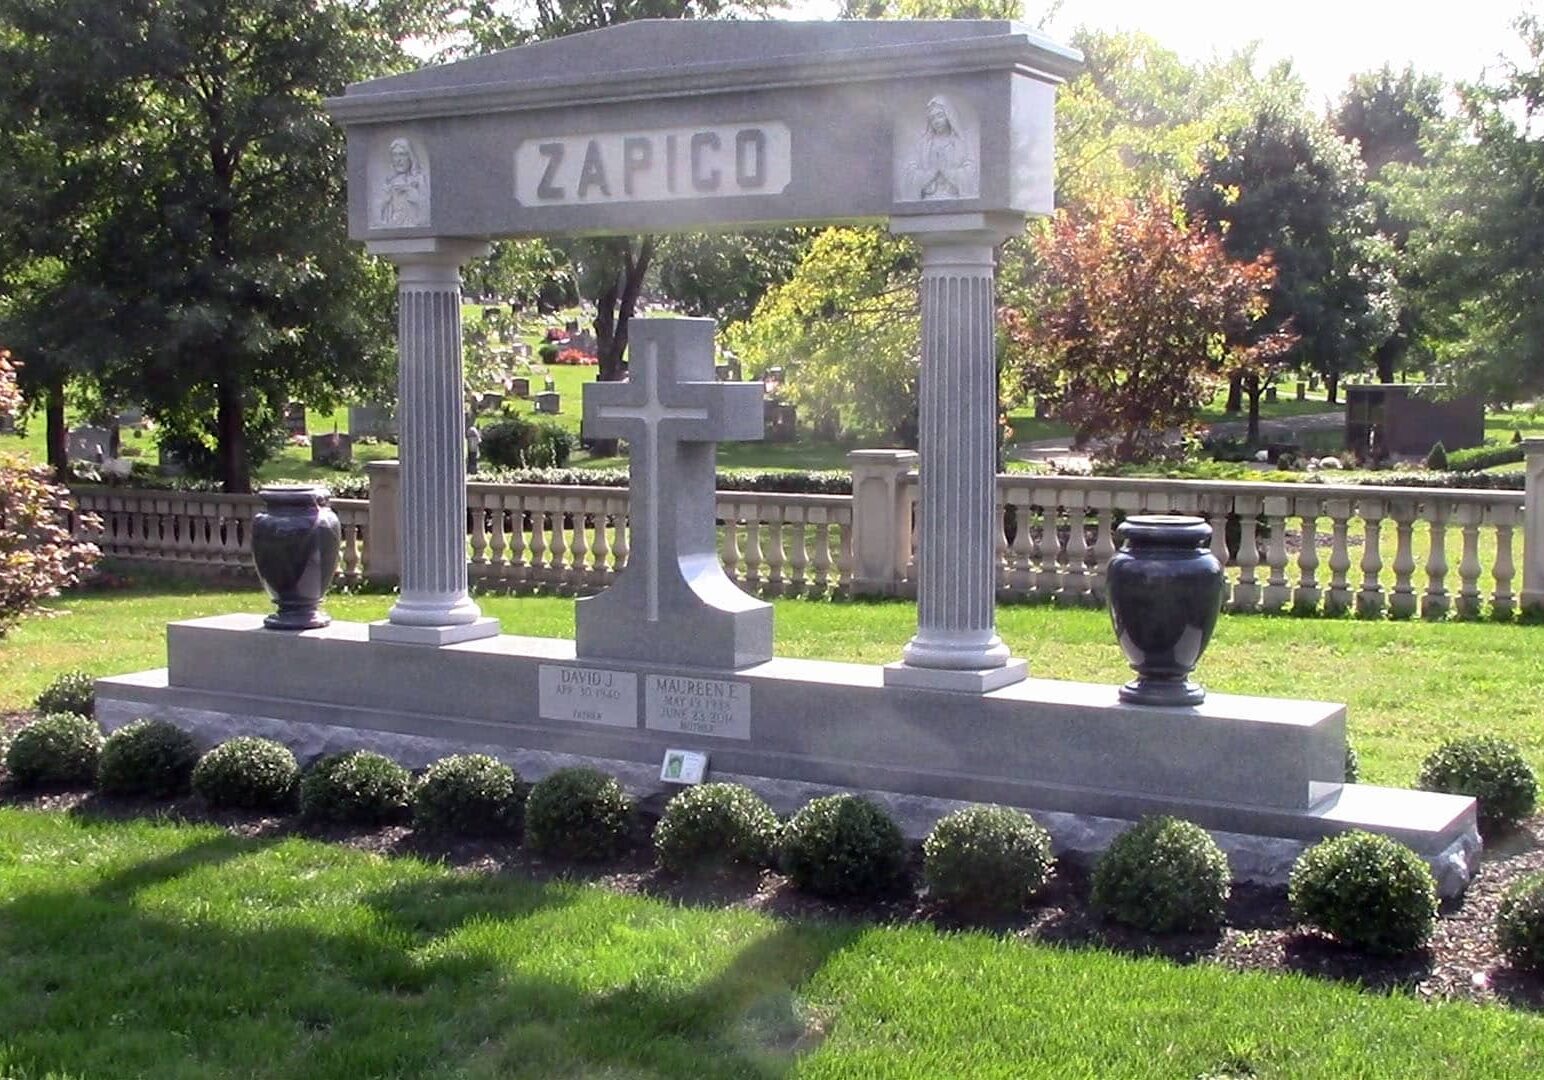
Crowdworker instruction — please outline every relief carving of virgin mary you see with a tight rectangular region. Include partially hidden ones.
[376,137,431,229]
[904,96,979,201]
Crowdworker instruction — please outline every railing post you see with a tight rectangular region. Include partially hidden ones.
[848,449,918,597]
[1523,439,1544,615]
[365,459,402,585]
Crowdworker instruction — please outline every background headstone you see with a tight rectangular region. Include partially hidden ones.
[348,404,397,440]
[283,403,309,436]
[68,425,115,463]
[533,391,561,414]
[311,432,354,467]
[510,376,531,398]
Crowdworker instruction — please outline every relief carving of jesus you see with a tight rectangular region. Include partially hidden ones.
[376,137,430,229]
[905,96,978,201]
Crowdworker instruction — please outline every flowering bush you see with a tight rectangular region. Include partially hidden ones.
[555,348,598,366]
[0,353,100,636]
[543,327,567,343]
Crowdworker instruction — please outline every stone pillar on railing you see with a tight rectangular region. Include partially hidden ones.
[884,214,1026,692]
[849,449,919,596]
[364,461,402,584]
[367,238,498,646]
[1522,439,1544,614]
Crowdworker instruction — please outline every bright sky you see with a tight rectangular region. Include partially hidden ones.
[787,2,1538,107]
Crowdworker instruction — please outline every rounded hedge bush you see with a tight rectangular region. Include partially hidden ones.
[4,713,102,788]
[1497,872,1544,971]
[191,737,300,811]
[299,750,413,825]
[523,767,633,860]
[1090,816,1231,933]
[923,805,1053,914]
[778,794,907,899]
[1344,742,1361,784]
[653,782,780,874]
[33,670,96,718]
[412,754,523,837]
[1417,736,1537,834]
[97,719,199,798]
[1288,831,1437,954]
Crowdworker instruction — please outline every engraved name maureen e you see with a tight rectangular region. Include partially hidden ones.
[515,123,792,206]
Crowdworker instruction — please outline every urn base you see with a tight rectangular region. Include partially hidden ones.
[1119,675,1205,708]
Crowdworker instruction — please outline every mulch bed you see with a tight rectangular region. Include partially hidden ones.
[2,709,1540,1011]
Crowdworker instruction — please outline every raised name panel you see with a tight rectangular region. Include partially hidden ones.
[538,665,638,727]
[644,674,752,740]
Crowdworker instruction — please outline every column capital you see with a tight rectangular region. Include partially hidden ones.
[888,211,1024,251]
[366,237,491,279]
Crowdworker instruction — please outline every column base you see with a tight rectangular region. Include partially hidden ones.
[883,658,1028,694]
[368,617,500,647]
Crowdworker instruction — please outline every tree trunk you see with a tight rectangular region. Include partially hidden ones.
[216,377,249,494]
[46,376,67,479]
[1245,372,1262,446]
[1326,371,1339,405]
[587,236,656,458]
[1225,371,1243,413]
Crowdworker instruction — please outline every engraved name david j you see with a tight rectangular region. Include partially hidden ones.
[515,123,792,207]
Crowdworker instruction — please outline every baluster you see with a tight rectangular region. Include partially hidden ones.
[469,496,489,569]
[1033,488,1063,600]
[995,497,1012,597]
[1422,500,1450,619]
[1389,501,1418,619]
[1261,495,1291,611]
[743,501,765,593]
[1232,495,1261,612]
[1455,502,1484,619]
[527,499,548,578]
[489,497,509,583]
[789,505,810,595]
[507,495,528,585]
[1292,498,1321,613]
[1090,500,1116,604]
[765,503,787,596]
[718,499,740,583]
[834,511,854,592]
[341,518,361,583]
[1325,498,1352,615]
[568,497,589,585]
[612,496,630,575]
[1057,497,1089,605]
[547,497,569,582]
[589,498,610,586]
[1492,503,1518,619]
[1356,498,1386,618]
[1008,494,1034,598]
[811,507,832,591]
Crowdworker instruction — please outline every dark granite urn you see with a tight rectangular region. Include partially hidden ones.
[1106,515,1225,707]
[252,485,340,630]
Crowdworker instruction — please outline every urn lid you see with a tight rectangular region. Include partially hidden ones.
[1116,514,1211,549]
[258,484,331,507]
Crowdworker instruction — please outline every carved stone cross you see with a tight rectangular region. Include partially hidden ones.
[576,318,773,669]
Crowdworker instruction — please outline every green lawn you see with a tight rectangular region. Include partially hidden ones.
[0,809,1541,1079]
[5,584,1543,787]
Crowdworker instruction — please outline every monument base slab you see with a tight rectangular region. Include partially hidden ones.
[96,615,1480,895]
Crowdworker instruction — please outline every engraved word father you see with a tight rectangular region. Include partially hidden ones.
[515,123,792,206]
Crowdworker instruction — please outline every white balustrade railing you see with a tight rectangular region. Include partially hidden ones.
[68,463,1533,619]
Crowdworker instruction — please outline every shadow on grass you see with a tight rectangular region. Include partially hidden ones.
[0,825,858,1079]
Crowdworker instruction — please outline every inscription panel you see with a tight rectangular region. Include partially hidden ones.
[645,674,751,740]
[538,665,638,727]
[515,122,791,207]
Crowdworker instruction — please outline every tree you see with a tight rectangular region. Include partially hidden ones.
[0,350,98,636]
[0,1,440,491]
[1186,92,1394,422]
[1393,15,1544,402]
[1001,196,1294,461]
[653,229,812,326]
[726,228,921,443]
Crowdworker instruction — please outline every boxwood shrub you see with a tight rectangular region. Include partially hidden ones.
[1417,735,1537,834]
[412,754,523,837]
[33,670,96,718]
[1496,872,1544,972]
[523,767,633,860]
[1288,831,1437,954]
[653,782,780,874]
[481,417,573,469]
[191,737,300,811]
[97,719,199,798]
[4,713,103,788]
[922,805,1053,914]
[1090,816,1230,933]
[299,750,413,825]
[778,794,907,899]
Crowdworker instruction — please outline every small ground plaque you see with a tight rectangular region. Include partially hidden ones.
[538,665,638,727]
[645,674,751,740]
[660,749,708,785]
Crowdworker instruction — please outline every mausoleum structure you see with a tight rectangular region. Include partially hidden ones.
[98,20,1480,893]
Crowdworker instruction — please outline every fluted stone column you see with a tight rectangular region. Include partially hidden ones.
[368,238,499,646]
[884,214,1026,693]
